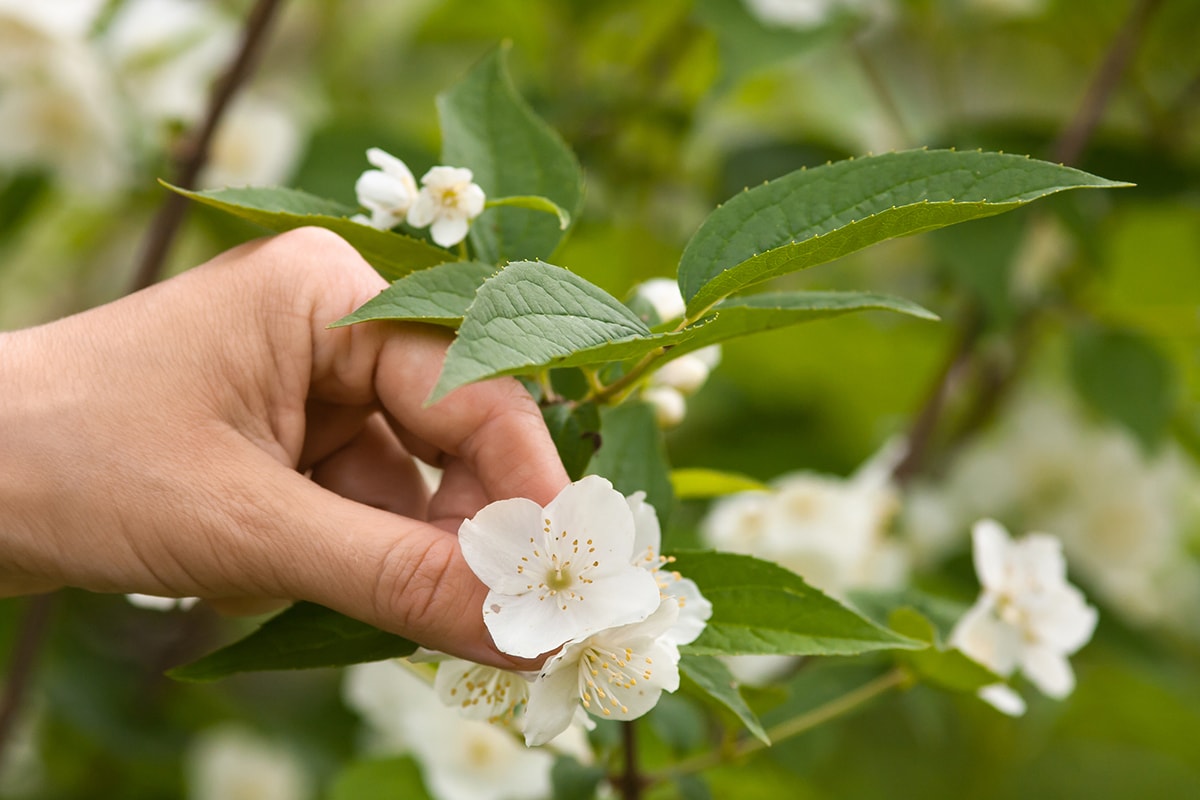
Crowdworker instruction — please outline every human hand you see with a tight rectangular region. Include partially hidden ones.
[0,228,569,666]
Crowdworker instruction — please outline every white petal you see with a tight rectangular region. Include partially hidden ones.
[643,386,687,427]
[421,164,474,189]
[971,519,1014,592]
[406,189,437,228]
[632,278,686,322]
[523,659,581,746]
[1018,533,1068,588]
[950,597,1019,677]
[459,181,487,217]
[458,497,546,593]
[355,169,413,216]
[1032,585,1098,653]
[626,491,662,567]
[366,147,416,189]
[430,215,470,247]
[1020,642,1076,699]
[434,659,528,722]
[544,475,638,572]
[660,576,712,646]
[652,355,710,395]
[978,683,1027,716]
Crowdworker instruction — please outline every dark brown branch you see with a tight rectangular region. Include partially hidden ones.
[615,720,644,800]
[1053,0,1164,165]
[128,0,287,293]
[0,595,55,773]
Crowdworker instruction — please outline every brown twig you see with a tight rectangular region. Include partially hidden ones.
[894,0,1163,483]
[615,720,645,800]
[1053,0,1165,165]
[127,0,287,293]
[0,595,55,773]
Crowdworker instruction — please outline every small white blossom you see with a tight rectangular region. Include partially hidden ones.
[186,725,311,800]
[643,385,687,428]
[951,520,1098,702]
[407,165,486,247]
[201,95,304,189]
[633,278,687,323]
[627,491,712,646]
[434,659,531,724]
[523,599,682,746]
[459,475,662,658]
[354,147,419,230]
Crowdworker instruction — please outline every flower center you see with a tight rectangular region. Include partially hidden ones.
[577,645,654,717]
[545,565,574,591]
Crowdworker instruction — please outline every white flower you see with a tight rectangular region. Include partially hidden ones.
[200,95,304,189]
[434,659,530,724]
[407,165,486,247]
[627,491,712,646]
[950,520,1098,701]
[523,599,682,746]
[633,278,686,323]
[354,147,419,230]
[643,385,687,428]
[652,348,721,396]
[126,593,200,612]
[186,724,311,800]
[459,475,662,658]
[343,661,562,800]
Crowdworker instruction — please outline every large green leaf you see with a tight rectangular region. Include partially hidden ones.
[167,602,417,682]
[586,401,675,528]
[329,758,432,800]
[167,184,450,280]
[1069,325,1174,452]
[330,260,496,329]
[677,150,1130,314]
[430,261,696,402]
[665,290,936,360]
[543,401,602,481]
[671,551,923,657]
[438,43,584,264]
[679,654,769,744]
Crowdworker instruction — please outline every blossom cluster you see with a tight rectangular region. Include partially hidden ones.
[353,147,486,247]
[632,279,722,427]
[445,475,712,747]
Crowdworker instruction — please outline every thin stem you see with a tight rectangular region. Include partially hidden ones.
[128,0,287,293]
[615,719,644,800]
[849,35,913,147]
[1053,0,1164,165]
[0,595,55,773]
[653,667,907,783]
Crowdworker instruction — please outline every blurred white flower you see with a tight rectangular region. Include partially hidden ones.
[125,593,200,612]
[703,441,906,599]
[0,6,128,194]
[102,0,237,127]
[643,385,688,428]
[633,277,687,323]
[459,475,661,658]
[407,165,486,247]
[344,661,568,800]
[354,147,419,230]
[524,599,682,746]
[628,491,712,646]
[951,520,1098,702]
[742,0,892,29]
[186,724,311,800]
[200,94,305,189]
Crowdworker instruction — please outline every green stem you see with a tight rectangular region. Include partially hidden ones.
[651,667,907,784]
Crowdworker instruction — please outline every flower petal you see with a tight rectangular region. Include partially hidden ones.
[545,475,637,574]
[430,215,470,248]
[950,597,1019,677]
[978,683,1027,716]
[971,519,1013,592]
[523,658,581,746]
[660,576,712,647]
[459,497,546,593]
[406,189,437,228]
[627,491,661,567]
[1020,642,1076,698]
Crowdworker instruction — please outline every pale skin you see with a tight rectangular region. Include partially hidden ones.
[0,227,569,667]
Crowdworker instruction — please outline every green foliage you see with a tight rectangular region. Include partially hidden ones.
[550,756,607,800]
[438,43,584,263]
[887,608,1000,694]
[1069,324,1175,451]
[679,654,769,744]
[677,150,1130,315]
[671,468,769,499]
[672,551,924,657]
[542,401,601,481]
[329,260,496,328]
[329,757,433,800]
[587,401,675,525]
[429,261,695,402]
[168,603,417,682]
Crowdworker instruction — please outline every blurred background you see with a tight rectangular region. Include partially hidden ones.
[1,0,1198,798]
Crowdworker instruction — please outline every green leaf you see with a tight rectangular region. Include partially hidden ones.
[678,150,1131,314]
[586,401,675,529]
[543,401,602,481]
[485,195,571,230]
[671,468,769,499]
[667,290,937,360]
[888,608,1000,694]
[329,757,432,800]
[1068,325,1174,451]
[167,602,417,682]
[430,261,695,402]
[329,260,496,328]
[166,184,451,280]
[550,756,607,800]
[438,43,584,263]
[671,551,924,657]
[679,654,770,744]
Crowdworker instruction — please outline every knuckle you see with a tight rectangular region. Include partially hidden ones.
[372,533,463,637]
